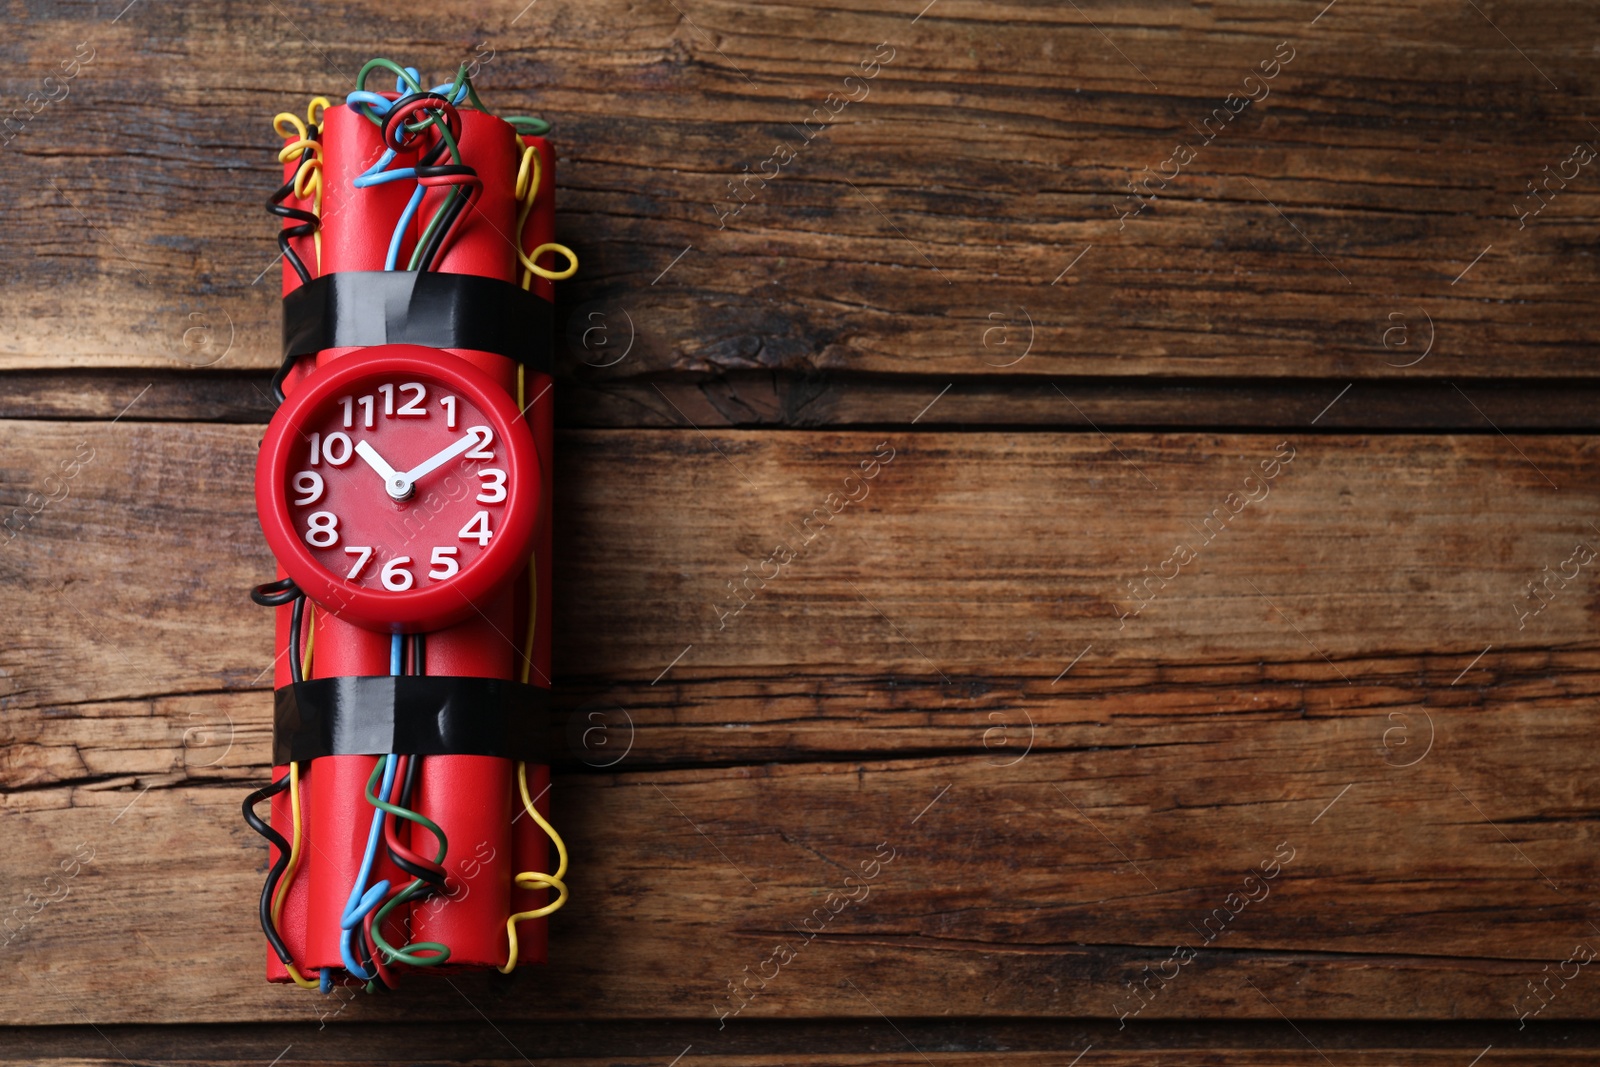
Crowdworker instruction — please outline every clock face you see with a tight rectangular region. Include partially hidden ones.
[257,346,540,632]
[289,378,503,594]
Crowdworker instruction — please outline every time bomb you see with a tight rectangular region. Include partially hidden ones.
[243,58,575,992]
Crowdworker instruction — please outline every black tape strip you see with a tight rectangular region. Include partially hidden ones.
[273,675,550,765]
[281,271,553,373]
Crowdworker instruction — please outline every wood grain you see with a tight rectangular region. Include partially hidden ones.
[18,372,1600,432]
[6,0,1600,1048]
[5,1018,1597,1064]
[5,421,1599,706]
[3,420,1599,1026]
[3,0,1597,382]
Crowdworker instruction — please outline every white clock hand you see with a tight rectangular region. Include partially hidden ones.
[399,426,487,488]
[355,440,414,501]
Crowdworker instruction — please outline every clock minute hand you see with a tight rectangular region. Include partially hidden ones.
[399,427,486,488]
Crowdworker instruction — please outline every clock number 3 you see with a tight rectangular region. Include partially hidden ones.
[477,468,507,503]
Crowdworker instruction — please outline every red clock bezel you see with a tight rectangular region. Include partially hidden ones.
[256,344,541,633]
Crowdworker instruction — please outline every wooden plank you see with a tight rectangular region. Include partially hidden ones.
[4,421,1600,1025]
[4,1018,1596,1063]
[2,1,1598,379]
[0,372,277,424]
[568,376,1600,431]
[2,745,1598,1024]
[4,421,1597,702]
[10,1051,1600,1067]
[17,373,1600,432]
[15,1053,1600,1067]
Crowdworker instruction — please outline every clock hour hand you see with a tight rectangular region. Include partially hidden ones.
[398,427,487,489]
[355,441,413,500]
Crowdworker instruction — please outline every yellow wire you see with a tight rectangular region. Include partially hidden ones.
[514,141,541,203]
[271,100,326,271]
[272,112,307,141]
[272,762,320,989]
[498,761,569,973]
[270,600,319,988]
[518,241,579,284]
[301,601,316,680]
[499,364,563,974]
[511,140,579,287]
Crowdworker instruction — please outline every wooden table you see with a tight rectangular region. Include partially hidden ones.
[5,0,1600,1062]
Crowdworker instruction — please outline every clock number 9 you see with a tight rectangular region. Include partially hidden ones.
[305,511,339,548]
[292,470,324,506]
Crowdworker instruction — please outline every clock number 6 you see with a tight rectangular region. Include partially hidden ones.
[381,557,414,591]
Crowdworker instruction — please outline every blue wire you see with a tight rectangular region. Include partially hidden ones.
[346,89,394,121]
[384,188,425,271]
[345,69,475,272]
[336,633,406,978]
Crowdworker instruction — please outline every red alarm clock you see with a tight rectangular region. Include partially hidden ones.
[256,344,540,633]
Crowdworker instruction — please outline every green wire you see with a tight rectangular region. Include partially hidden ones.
[363,757,448,860]
[438,63,489,112]
[361,758,452,969]
[357,57,423,97]
[392,100,464,272]
[406,186,462,271]
[504,115,552,136]
[370,878,449,967]
[349,57,551,271]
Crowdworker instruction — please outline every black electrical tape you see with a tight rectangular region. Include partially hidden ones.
[281,270,553,374]
[273,675,550,765]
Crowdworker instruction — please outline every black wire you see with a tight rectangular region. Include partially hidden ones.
[250,577,301,607]
[375,96,476,273]
[266,139,321,287]
[378,92,453,151]
[380,636,448,895]
[289,594,305,685]
[269,350,300,405]
[264,124,321,408]
[383,758,448,896]
[241,776,295,967]
[354,921,379,984]
[416,134,448,168]
[413,177,475,272]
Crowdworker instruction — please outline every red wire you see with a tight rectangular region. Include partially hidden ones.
[383,756,448,885]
